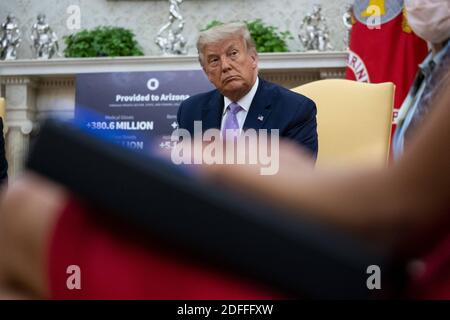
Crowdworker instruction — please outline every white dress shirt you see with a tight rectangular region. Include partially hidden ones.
[221,77,259,134]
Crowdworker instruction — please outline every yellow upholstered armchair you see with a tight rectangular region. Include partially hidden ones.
[0,98,5,120]
[0,97,6,134]
[292,79,395,168]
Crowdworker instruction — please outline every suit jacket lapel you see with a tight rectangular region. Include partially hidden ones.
[243,78,273,131]
[202,90,224,131]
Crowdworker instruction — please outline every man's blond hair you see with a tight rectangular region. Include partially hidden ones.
[197,22,257,66]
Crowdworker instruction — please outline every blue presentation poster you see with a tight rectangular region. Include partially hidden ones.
[75,70,213,154]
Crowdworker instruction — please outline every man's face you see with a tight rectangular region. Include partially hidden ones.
[202,36,258,102]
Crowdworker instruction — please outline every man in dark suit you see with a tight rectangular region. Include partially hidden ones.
[177,22,318,157]
[0,117,8,186]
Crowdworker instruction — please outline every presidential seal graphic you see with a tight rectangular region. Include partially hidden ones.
[354,0,403,26]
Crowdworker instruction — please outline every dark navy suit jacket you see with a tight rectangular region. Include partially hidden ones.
[177,78,318,157]
[0,117,8,185]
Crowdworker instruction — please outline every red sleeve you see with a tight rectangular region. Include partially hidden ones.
[48,196,283,299]
[48,196,450,299]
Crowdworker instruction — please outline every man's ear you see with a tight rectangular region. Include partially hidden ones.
[199,57,205,70]
[201,64,210,78]
[250,50,258,69]
[201,65,209,77]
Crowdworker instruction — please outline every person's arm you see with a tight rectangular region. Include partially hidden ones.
[0,118,8,186]
[0,173,68,299]
[203,78,450,252]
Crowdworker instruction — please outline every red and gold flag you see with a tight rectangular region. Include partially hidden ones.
[346,0,428,128]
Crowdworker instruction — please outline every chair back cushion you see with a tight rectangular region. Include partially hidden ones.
[292,79,394,168]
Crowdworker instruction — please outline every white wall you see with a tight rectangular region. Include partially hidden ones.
[1,0,350,58]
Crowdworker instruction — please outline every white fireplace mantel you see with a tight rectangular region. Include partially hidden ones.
[0,51,347,76]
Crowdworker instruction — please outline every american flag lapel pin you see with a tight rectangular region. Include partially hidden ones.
[257,115,264,121]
